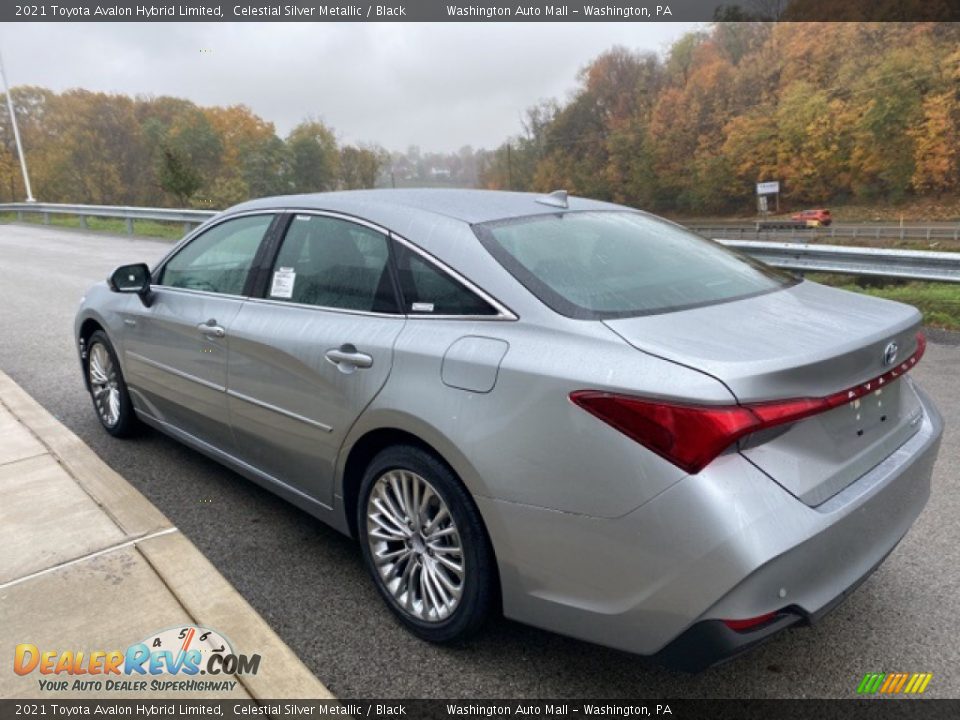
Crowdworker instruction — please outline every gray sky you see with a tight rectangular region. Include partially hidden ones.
[3,22,700,152]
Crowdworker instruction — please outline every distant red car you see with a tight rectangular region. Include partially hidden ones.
[791,208,832,226]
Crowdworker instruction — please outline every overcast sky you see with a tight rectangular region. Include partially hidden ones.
[3,22,700,153]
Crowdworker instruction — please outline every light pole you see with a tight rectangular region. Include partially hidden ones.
[0,51,35,202]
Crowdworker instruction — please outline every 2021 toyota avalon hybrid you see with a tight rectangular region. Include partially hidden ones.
[75,190,943,670]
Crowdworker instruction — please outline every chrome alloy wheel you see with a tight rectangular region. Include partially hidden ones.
[88,343,121,428]
[366,469,465,622]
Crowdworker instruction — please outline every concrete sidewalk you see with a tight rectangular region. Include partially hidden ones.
[0,370,333,700]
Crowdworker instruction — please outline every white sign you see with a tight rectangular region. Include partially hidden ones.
[756,181,780,195]
[270,267,296,299]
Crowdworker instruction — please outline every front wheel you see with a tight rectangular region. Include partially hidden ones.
[357,445,495,643]
[85,330,139,437]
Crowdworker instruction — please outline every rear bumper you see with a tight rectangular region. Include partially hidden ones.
[477,382,942,666]
[654,534,901,672]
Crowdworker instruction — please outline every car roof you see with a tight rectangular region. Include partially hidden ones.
[226,188,625,226]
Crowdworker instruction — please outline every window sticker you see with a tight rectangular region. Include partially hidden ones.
[270,266,296,299]
[411,302,435,312]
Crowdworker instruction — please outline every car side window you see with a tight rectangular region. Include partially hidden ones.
[267,215,398,313]
[393,243,497,316]
[159,214,273,295]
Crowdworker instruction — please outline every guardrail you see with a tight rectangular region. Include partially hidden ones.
[718,240,960,283]
[0,202,217,234]
[692,223,960,243]
[1,201,958,283]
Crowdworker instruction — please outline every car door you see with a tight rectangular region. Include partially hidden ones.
[121,213,277,451]
[226,212,405,507]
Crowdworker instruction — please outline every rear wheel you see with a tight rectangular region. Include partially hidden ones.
[86,330,139,437]
[357,445,495,643]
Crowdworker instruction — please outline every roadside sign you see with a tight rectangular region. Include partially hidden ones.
[756,181,780,195]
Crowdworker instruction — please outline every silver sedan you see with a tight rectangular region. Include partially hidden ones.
[75,190,943,670]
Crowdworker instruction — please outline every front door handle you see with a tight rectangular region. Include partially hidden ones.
[325,344,373,372]
[197,320,226,338]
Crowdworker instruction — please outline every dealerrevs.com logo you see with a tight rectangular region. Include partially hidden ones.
[14,626,261,693]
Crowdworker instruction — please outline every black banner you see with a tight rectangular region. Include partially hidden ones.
[4,0,960,23]
[2,700,960,720]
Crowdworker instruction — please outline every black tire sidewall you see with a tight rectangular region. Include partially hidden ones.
[86,330,138,438]
[357,444,494,643]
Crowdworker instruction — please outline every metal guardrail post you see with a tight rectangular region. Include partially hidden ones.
[42,212,49,225]
[78,215,87,229]
[687,222,959,246]
[0,202,218,228]
[125,218,134,234]
[718,239,960,283]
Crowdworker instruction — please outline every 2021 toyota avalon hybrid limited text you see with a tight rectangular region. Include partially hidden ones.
[75,190,943,670]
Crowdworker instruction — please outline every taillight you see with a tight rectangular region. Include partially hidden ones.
[571,332,926,475]
[722,612,779,632]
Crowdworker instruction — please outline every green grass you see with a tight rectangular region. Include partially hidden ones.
[0,211,187,240]
[807,273,960,332]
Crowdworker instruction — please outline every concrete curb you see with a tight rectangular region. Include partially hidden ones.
[0,369,333,700]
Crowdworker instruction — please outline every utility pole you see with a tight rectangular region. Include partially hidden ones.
[506,144,513,190]
[0,51,35,202]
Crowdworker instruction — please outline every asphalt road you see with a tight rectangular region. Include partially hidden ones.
[2,223,959,698]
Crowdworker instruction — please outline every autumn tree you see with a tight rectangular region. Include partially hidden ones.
[159,148,202,205]
[339,144,383,189]
[911,46,960,194]
[287,120,340,193]
[0,86,53,201]
[204,104,289,202]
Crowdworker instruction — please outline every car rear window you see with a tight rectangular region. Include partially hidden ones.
[474,211,797,319]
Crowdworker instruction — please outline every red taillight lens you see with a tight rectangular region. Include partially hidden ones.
[569,392,759,474]
[722,612,778,632]
[571,332,926,475]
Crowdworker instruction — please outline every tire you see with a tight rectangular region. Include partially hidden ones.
[85,330,139,438]
[357,444,495,643]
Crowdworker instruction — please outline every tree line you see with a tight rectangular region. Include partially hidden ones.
[2,22,958,214]
[478,22,960,215]
[0,89,386,207]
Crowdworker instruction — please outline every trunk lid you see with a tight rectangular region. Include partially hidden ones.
[604,280,925,506]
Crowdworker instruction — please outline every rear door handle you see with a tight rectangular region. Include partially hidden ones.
[197,320,226,338]
[325,344,373,371]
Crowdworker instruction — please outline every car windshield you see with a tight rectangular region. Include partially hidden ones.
[474,211,797,319]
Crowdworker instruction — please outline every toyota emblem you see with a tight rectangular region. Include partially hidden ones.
[883,341,899,366]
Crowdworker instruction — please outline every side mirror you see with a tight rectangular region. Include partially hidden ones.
[108,263,152,306]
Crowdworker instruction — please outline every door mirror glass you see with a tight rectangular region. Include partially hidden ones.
[109,263,151,294]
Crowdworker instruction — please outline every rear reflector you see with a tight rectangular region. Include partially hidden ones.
[722,612,778,632]
[571,332,926,474]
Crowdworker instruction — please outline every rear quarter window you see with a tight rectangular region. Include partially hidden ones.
[393,243,497,316]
